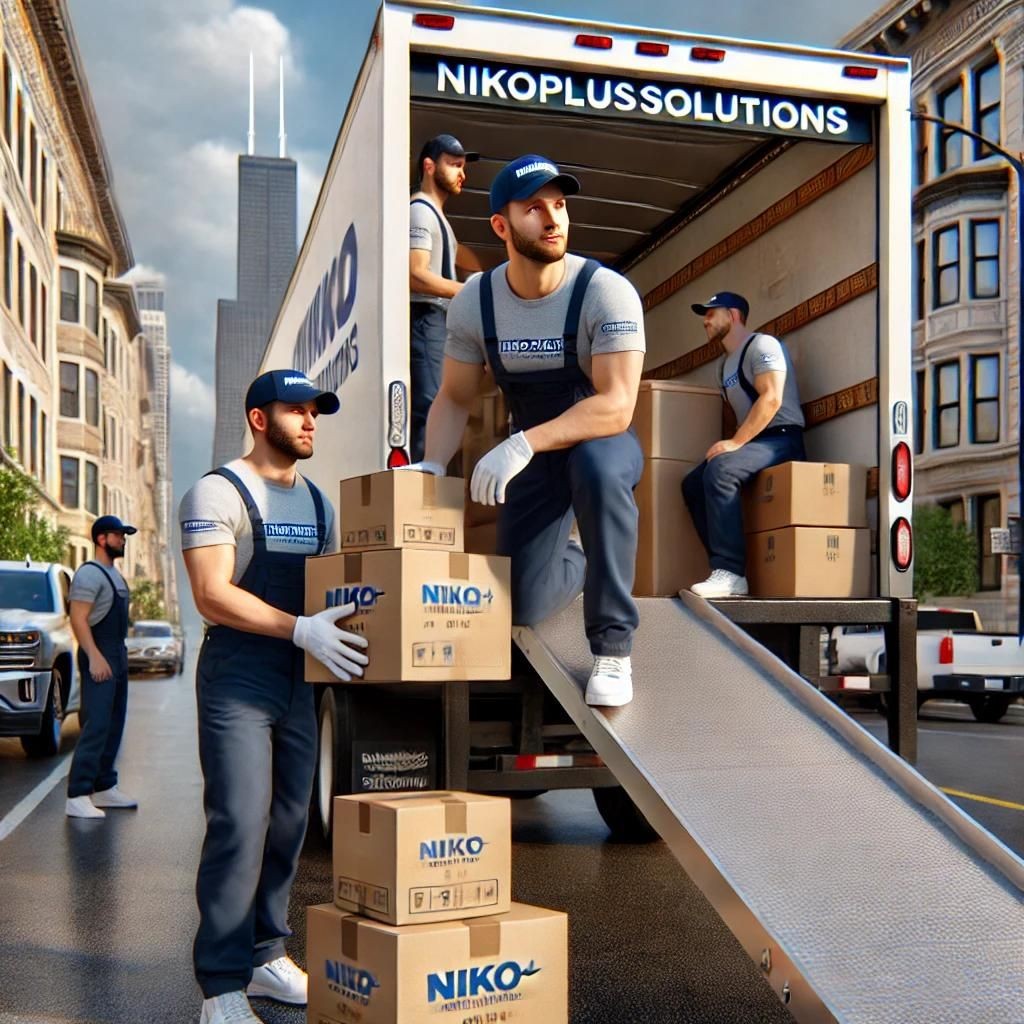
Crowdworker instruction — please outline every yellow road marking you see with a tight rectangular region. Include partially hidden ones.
[941,787,1024,812]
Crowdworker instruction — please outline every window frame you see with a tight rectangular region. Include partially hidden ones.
[933,358,961,449]
[84,275,100,336]
[932,223,960,308]
[59,266,80,323]
[969,219,999,299]
[84,367,100,428]
[937,80,964,173]
[969,353,999,444]
[914,368,926,455]
[85,460,99,515]
[975,492,1002,591]
[972,59,1001,160]
[59,360,80,419]
[60,455,79,509]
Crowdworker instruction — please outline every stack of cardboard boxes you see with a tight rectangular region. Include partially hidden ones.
[307,791,569,1023]
[743,462,871,598]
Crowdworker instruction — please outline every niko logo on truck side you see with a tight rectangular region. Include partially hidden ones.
[325,585,386,610]
[325,960,380,1006]
[426,960,542,1003]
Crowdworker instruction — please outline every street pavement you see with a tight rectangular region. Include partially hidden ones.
[0,636,1020,1023]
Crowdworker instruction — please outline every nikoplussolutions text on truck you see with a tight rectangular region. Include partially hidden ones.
[255,2,914,835]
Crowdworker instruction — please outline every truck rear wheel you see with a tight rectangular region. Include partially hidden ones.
[592,786,659,843]
[314,687,354,843]
[967,694,1012,724]
[21,669,64,759]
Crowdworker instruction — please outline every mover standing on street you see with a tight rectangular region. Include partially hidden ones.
[409,133,478,461]
[682,292,806,598]
[407,155,646,708]
[179,370,368,1024]
[65,515,138,819]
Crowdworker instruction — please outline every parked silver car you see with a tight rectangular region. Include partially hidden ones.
[127,620,183,675]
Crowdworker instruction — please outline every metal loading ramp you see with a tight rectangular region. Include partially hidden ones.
[513,595,1024,1024]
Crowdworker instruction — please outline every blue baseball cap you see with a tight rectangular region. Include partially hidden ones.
[91,515,137,542]
[245,369,340,414]
[489,154,581,215]
[418,133,479,169]
[691,291,750,320]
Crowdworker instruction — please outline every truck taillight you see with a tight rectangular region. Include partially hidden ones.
[575,33,612,50]
[891,517,913,571]
[691,47,726,62]
[413,13,454,30]
[892,442,912,501]
[843,65,878,79]
[939,635,954,664]
[636,41,670,57]
[387,448,410,468]
[388,380,407,449]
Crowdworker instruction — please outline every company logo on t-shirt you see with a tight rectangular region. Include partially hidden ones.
[600,320,638,334]
[758,351,783,368]
[499,338,563,354]
[723,372,739,389]
[264,522,319,543]
[183,519,219,534]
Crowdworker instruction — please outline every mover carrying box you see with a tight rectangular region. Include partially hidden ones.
[747,527,871,598]
[635,459,709,596]
[744,462,868,533]
[332,791,511,926]
[340,471,464,552]
[631,380,722,462]
[307,901,568,1024]
[304,550,511,682]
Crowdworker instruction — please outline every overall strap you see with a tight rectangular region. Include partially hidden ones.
[302,476,328,554]
[83,560,119,598]
[480,267,498,344]
[735,333,762,406]
[410,198,453,281]
[561,259,601,367]
[206,467,266,551]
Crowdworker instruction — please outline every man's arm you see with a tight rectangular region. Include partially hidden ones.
[706,370,785,459]
[70,599,112,681]
[423,356,487,467]
[410,248,461,301]
[523,350,644,453]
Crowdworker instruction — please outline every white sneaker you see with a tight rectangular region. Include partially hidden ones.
[65,795,105,819]
[247,955,308,1005]
[585,656,633,707]
[91,785,138,809]
[690,569,749,598]
[199,990,263,1024]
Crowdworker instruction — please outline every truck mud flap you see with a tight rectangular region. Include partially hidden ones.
[514,594,1024,1024]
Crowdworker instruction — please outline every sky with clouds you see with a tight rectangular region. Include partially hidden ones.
[66,0,884,623]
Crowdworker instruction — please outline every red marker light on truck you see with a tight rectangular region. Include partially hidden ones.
[636,41,670,57]
[575,33,613,50]
[892,442,912,501]
[891,517,913,571]
[413,13,455,30]
[843,65,878,79]
[939,635,954,664]
[386,448,410,469]
[691,47,726,62]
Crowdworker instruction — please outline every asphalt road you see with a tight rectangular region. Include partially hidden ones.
[0,637,1020,1024]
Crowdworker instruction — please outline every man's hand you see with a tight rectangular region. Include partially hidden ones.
[293,604,370,681]
[706,439,743,461]
[470,432,534,505]
[89,651,113,682]
[395,461,446,477]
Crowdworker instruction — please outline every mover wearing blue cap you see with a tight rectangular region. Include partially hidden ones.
[178,369,367,1022]
[682,293,807,598]
[402,154,646,708]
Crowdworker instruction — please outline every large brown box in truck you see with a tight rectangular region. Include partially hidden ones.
[306,901,568,1024]
[631,380,722,461]
[463,390,509,528]
[332,791,511,926]
[743,462,868,534]
[635,458,710,596]
[304,550,511,682]
[746,526,871,598]
[340,471,464,552]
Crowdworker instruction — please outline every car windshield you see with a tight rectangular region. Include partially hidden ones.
[131,624,173,638]
[0,571,54,613]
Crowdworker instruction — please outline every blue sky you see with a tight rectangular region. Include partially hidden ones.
[66,0,885,621]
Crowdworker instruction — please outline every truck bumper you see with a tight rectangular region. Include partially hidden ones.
[0,669,51,736]
[931,674,1024,696]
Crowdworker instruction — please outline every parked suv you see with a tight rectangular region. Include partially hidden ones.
[0,559,79,756]
[127,620,183,675]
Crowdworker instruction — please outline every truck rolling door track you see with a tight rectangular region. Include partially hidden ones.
[514,595,1024,1024]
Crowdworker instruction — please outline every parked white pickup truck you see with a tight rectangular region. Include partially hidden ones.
[832,608,1023,723]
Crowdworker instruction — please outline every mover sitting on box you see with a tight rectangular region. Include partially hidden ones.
[402,154,646,708]
[682,292,806,598]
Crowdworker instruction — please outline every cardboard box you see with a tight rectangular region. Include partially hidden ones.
[631,380,722,462]
[635,458,710,596]
[464,521,499,556]
[462,391,509,529]
[746,527,871,598]
[340,471,464,552]
[333,791,511,925]
[304,550,511,682]
[307,901,568,1024]
[744,462,868,533]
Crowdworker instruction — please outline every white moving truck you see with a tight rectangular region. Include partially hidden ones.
[257,1,915,838]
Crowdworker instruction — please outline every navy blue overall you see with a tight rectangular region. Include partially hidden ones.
[682,333,806,576]
[67,562,129,798]
[193,467,326,998]
[481,261,644,656]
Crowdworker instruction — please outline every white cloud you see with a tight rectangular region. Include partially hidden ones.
[171,361,216,427]
[121,263,167,287]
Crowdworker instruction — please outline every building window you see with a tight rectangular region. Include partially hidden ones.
[29,396,37,476]
[2,211,10,309]
[2,53,10,148]
[914,239,925,321]
[937,81,963,173]
[28,264,36,346]
[976,493,1001,590]
[85,461,99,515]
[110,329,118,377]
[16,242,24,326]
[60,456,79,508]
[85,276,99,335]
[60,267,79,322]
[40,283,47,360]
[970,220,999,298]
[15,91,23,179]
[40,153,48,228]
[973,60,1000,158]
[2,364,10,447]
[16,381,24,464]
[59,361,79,418]
[40,410,47,486]
[970,354,999,444]
[933,225,959,308]
[84,368,99,427]
[914,369,925,455]
[28,122,37,205]
[914,118,929,185]
[934,360,960,449]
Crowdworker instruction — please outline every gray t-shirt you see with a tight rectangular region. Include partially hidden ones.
[720,332,805,430]
[69,562,129,628]
[410,194,457,310]
[445,254,645,377]
[178,460,336,623]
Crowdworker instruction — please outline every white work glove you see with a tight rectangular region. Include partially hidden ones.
[396,461,446,477]
[293,604,370,681]
[470,432,533,506]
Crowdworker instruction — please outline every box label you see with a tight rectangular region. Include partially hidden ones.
[325,958,382,1009]
[336,875,390,914]
[402,524,457,546]
[409,879,500,915]
[426,958,545,1008]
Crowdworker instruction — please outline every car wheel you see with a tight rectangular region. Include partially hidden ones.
[314,688,354,844]
[591,786,659,843]
[21,668,65,758]
[967,694,1012,724]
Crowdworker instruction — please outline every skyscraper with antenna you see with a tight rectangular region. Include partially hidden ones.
[212,54,298,467]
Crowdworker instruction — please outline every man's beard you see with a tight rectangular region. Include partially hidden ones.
[266,416,313,460]
[434,168,461,196]
[105,542,125,560]
[708,322,730,346]
[509,222,566,264]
